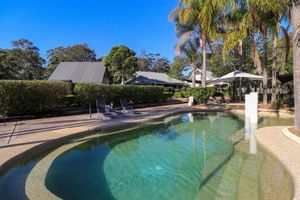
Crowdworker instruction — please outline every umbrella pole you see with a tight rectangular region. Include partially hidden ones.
[232,81,236,102]
[239,77,242,102]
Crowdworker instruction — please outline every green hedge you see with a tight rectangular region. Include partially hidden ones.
[0,81,175,116]
[173,91,189,98]
[0,80,71,116]
[74,84,167,106]
[186,87,215,104]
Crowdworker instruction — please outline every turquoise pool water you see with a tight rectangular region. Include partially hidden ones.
[0,112,294,200]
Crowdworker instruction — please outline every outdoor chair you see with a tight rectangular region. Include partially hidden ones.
[96,99,124,120]
[120,99,135,114]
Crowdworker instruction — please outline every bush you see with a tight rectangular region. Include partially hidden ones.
[74,84,166,106]
[163,87,175,95]
[173,92,188,98]
[0,80,71,116]
[186,87,214,104]
[282,96,294,108]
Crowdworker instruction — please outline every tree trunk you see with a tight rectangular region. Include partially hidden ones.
[262,30,269,106]
[121,75,125,85]
[271,35,278,103]
[191,63,196,88]
[292,1,300,130]
[238,40,243,101]
[201,35,207,88]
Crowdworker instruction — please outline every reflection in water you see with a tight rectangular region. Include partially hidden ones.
[188,113,194,122]
[245,118,258,154]
[0,113,294,200]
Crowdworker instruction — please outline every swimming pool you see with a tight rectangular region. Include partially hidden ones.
[0,112,294,200]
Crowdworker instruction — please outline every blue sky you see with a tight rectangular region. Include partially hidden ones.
[0,0,178,61]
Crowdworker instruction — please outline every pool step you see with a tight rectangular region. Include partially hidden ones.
[195,153,245,200]
[214,153,245,200]
[236,154,264,200]
[228,128,245,145]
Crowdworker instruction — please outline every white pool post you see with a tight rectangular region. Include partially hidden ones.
[245,92,258,154]
[245,94,251,140]
[245,93,258,124]
[188,96,194,107]
[250,92,258,124]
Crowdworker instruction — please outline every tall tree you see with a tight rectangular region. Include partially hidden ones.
[270,22,290,103]
[46,44,96,76]
[103,46,138,84]
[253,0,290,105]
[170,0,227,87]
[179,40,201,87]
[11,39,45,80]
[169,56,188,79]
[137,51,170,73]
[291,0,300,130]
[0,50,21,79]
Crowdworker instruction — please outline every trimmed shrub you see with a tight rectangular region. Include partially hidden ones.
[173,92,188,98]
[186,87,215,104]
[163,92,174,99]
[74,84,166,106]
[0,80,71,116]
[164,87,175,95]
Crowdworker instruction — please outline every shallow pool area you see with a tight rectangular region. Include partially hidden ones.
[0,112,294,200]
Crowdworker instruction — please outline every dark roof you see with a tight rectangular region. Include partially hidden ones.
[133,71,185,85]
[48,62,106,83]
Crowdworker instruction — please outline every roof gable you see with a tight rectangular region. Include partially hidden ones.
[48,62,106,83]
[133,71,184,85]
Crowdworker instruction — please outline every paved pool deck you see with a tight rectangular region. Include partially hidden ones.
[256,126,300,200]
[0,104,227,171]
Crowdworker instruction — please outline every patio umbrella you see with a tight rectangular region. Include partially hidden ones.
[208,70,263,101]
[209,70,263,84]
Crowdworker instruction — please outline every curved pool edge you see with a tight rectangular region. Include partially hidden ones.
[25,111,241,200]
[0,107,300,200]
[255,126,300,200]
[25,141,86,200]
[0,106,225,175]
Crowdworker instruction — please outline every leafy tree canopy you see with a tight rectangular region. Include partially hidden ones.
[0,39,45,80]
[103,45,138,84]
[137,50,171,73]
[46,44,96,76]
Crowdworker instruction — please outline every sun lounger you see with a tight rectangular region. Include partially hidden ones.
[120,99,134,114]
[96,99,124,120]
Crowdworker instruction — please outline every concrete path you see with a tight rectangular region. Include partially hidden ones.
[256,126,300,200]
[0,104,223,170]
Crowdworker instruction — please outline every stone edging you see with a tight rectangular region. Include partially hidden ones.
[282,128,300,145]
[255,127,300,200]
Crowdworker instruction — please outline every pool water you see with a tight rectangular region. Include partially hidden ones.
[0,113,294,200]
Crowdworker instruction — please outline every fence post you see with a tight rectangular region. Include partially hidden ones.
[89,103,92,119]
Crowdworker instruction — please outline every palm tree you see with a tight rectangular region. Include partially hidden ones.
[255,0,290,106]
[291,0,300,130]
[169,0,227,87]
[221,1,250,101]
[180,40,201,87]
[270,23,290,103]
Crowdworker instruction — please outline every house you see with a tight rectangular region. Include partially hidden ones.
[186,69,216,87]
[48,62,109,84]
[130,71,185,88]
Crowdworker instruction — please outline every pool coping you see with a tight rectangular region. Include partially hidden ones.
[1,105,298,200]
[0,105,229,174]
[255,126,300,200]
[282,128,300,145]
[24,109,240,200]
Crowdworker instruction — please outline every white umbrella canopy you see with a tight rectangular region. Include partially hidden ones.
[209,70,263,84]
